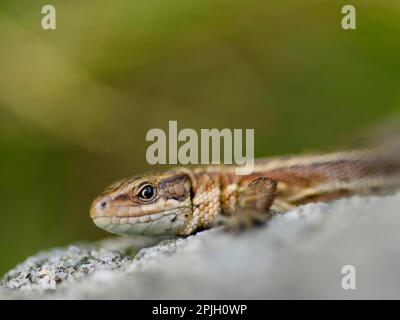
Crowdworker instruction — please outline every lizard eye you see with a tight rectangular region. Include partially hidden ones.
[138,184,156,201]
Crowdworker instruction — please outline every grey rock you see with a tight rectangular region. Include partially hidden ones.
[2,192,400,299]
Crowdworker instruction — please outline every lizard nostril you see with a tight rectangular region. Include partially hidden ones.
[90,198,109,218]
[98,201,107,210]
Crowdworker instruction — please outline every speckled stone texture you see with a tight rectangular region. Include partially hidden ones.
[2,192,400,299]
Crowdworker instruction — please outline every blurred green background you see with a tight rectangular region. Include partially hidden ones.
[0,0,400,275]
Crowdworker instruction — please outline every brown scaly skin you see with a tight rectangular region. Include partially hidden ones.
[90,150,400,236]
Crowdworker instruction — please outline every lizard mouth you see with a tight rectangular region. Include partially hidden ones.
[92,208,188,236]
[92,206,186,224]
[90,195,170,219]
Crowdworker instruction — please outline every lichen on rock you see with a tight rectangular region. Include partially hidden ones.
[2,192,400,299]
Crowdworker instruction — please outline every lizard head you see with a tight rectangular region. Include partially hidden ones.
[90,171,193,236]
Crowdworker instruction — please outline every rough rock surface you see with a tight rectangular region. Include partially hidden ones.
[2,193,400,299]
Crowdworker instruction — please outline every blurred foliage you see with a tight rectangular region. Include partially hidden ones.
[0,0,400,275]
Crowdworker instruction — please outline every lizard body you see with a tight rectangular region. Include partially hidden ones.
[90,149,400,236]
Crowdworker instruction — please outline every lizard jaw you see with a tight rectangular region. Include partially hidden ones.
[91,204,193,236]
[92,209,187,236]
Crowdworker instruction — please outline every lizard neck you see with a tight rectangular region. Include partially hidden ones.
[179,168,223,235]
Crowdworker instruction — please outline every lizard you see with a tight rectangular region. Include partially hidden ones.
[90,149,400,236]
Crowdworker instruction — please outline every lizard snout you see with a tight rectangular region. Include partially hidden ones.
[90,192,132,218]
[90,196,109,218]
